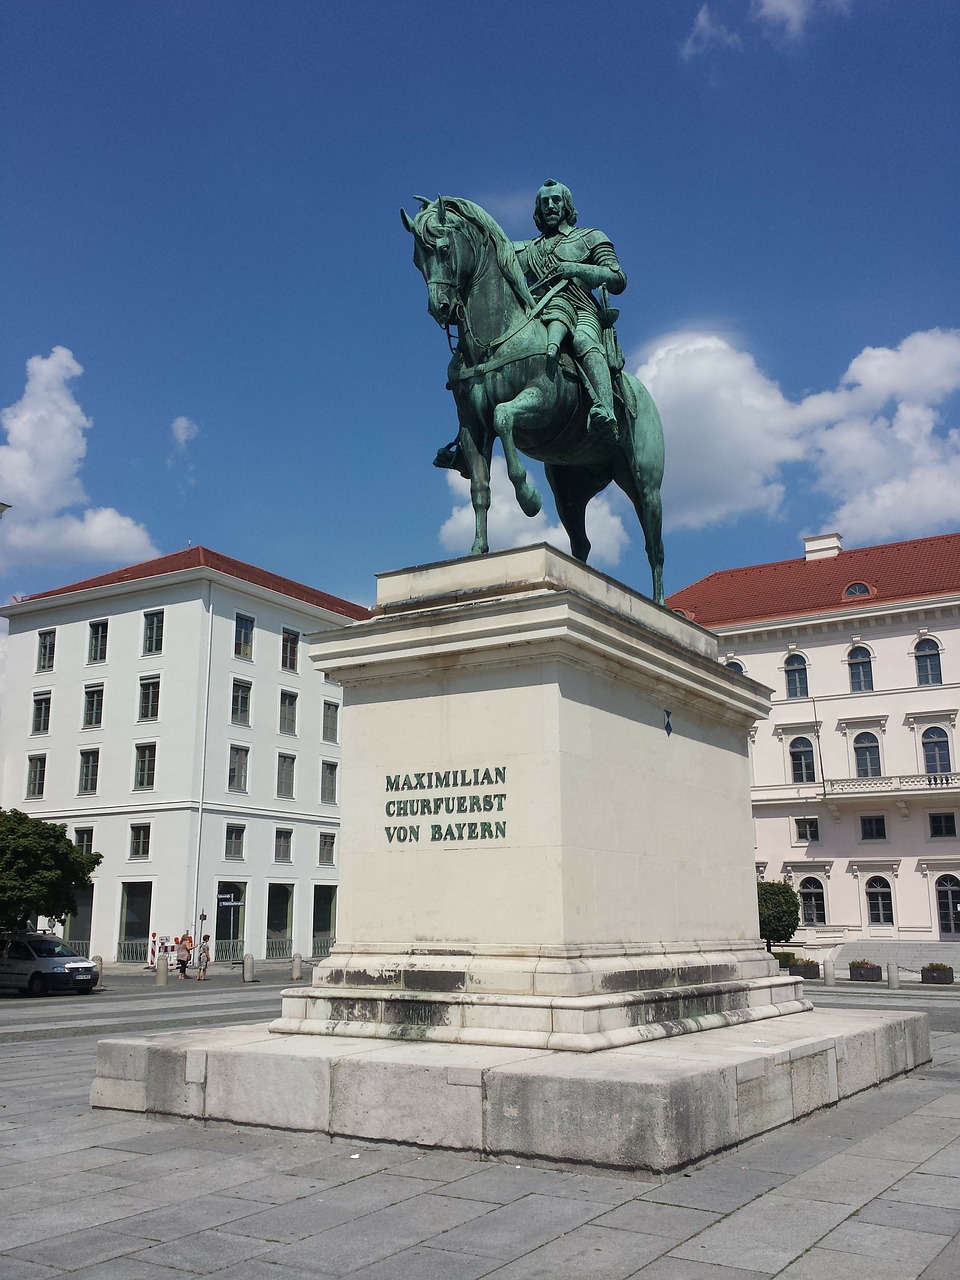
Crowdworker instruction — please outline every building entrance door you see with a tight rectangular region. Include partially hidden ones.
[118,882,152,962]
[313,885,337,957]
[216,881,246,961]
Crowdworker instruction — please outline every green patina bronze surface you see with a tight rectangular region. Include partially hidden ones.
[402,181,666,604]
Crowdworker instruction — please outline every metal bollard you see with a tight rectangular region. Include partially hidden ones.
[823,959,836,987]
[243,952,255,983]
[887,962,900,990]
[156,954,169,986]
[291,952,303,981]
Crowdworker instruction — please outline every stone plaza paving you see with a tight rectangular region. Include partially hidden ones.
[0,1023,958,1279]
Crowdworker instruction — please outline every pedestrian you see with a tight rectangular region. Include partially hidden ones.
[175,935,192,979]
[196,934,211,981]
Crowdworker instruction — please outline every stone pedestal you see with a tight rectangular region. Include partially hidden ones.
[91,547,931,1169]
[274,546,806,1052]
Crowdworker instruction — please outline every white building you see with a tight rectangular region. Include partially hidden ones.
[668,531,960,961]
[0,547,368,963]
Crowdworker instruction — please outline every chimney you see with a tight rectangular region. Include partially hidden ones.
[803,532,843,561]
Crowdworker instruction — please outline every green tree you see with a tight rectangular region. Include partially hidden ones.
[0,809,101,930]
[756,879,800,951]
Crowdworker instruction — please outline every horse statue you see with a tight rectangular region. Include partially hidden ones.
[401,195,665,604]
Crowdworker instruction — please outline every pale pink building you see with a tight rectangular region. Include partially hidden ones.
[669,531,960,964]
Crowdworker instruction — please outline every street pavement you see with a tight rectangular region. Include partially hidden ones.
[1,980,959,1278]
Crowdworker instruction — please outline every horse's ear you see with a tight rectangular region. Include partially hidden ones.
[400,207,414,233]
[413,195,431,209]
[437,194,447,224]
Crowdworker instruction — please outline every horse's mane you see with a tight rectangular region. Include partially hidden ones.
[417,198,535,312]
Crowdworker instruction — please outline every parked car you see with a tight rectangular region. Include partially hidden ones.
[0,933,100,996]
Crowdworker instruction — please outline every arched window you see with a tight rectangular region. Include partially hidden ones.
[922,727,951,775]
[865,875,893,925]
[844,582,870,598]
[799,877,826,926]
[915,639,943,686]
[937,874,960,936]
[784,653,808,699]
[848,645,874,693]
[854,731,882,778]
[790,736,816,784]
[725,660,745,675]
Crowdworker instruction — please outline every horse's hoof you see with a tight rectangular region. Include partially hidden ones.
[519,486,542,517]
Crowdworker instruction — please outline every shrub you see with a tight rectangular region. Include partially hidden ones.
[757,880,800,951]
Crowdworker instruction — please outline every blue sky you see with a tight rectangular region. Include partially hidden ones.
[1,0,958,626]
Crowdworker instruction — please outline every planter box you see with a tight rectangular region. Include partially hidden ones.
[921,967,954,985]
[849,964,882,982]
[789,963,821,979]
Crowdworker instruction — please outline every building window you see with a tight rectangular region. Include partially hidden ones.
[74,827,94,856]
[231,680,251,726]
[82,684,104,729]
[724,660,745,675]
[794,817,820,843]
[234,614,254,660]
[322,701,339,744]
[937,874,960,936]
[37,629,56,671]
[318,832,335,865]
[139,677,160,721]
[848,645,874,693]
[143,610,164,655]
[321,760,338,804]
[274,828,293,863]
[277,753,296,798]
[134,743,157,790]
[922,727,951,775]
[32,692,51,735]
[854,731,882,778]
[224,825,245,861]
[866,875,894,925]
[930,813,957,838]
[129,824,151,860]
[279,690,298,735]
[281,628,299,672]
[78,749,100,794]
[88,620,108,663]
[228,745,249,792]
[26,754,46,798]
[915,638,942,686]
[784,654,808,699]
[799,877,826,925]
[844,582,870,598]
[789,736,816,784]
[860,815,886,841]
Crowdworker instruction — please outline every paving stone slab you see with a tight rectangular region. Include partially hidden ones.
[226,1173,440,1243]
[269,1191,495,1275]
[0,1258,66,1280]
[630,1260,773,1279]
[216,1171,334,1204]
[855,1198,960,1237]
[668,1193,851,1272]
[107,1191,274,1242]
[465,1221,670,1278]
[777,1249,935,1279]
[342,1244,499,1280]
[4,1225,157,1270]
[883,1172,960,1210]
[593,1200,721,1243]
[388,1152,487,1182]
[438,1163,581,1204]
[425,1192,608,1261]
[816,1219,949,1266]
[775,1152,915,1206]
[129,1227,278,1273]
[916,1140,960,1177]
[918,1234,960,1279]
[641,1164,788,1212]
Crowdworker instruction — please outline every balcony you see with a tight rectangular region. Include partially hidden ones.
[825,772,960,797]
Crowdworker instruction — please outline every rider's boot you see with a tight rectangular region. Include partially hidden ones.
[581,348,619,440]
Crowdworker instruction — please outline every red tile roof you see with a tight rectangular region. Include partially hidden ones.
[667,531,960,628]
[22,547,370,620]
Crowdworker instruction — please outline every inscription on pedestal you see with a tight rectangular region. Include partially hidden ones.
[384,765,507,845]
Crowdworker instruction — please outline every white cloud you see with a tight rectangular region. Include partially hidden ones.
[171,415,199,449]
[635,326,960,545]
[0,347,158,574]
[751,0,852,42]
[439,456,629,566]
[680,4,743,60]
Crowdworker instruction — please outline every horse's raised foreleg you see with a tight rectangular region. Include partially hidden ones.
[493,389,543,517]
[456,422,492,556]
